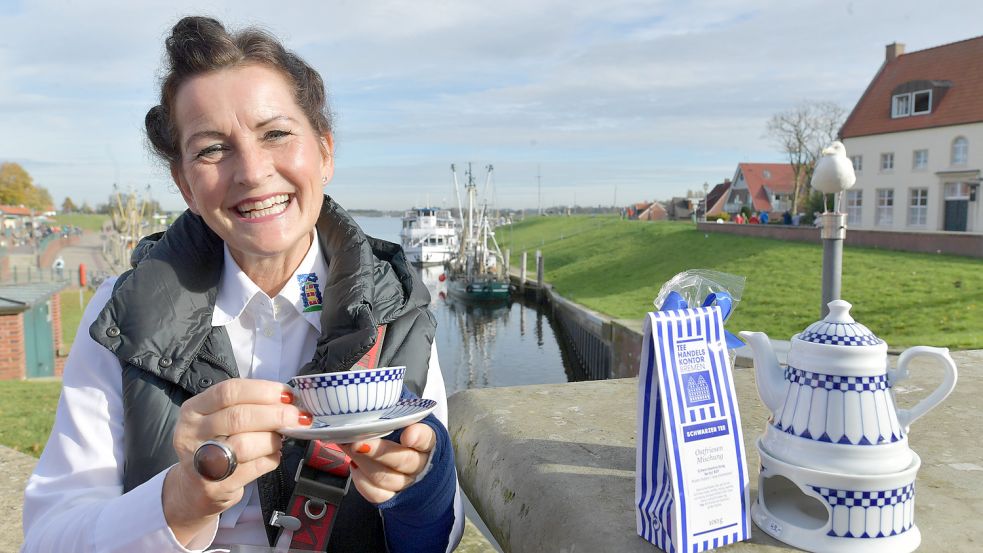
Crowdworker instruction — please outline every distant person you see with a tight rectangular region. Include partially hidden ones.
[749,213,760,224]
[782,211,792,225]
[734,213,744,224]
[792,212,802,226]
[51,256,65,278]
[23,16,461,553]
[760,211,769,225]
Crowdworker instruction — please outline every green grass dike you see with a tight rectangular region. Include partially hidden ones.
[0,380,62,456]
[498,215,982,350]
[50,213,110,232]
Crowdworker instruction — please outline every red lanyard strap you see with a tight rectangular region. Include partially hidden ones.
[271,324,387,550]
[270,441,351,551]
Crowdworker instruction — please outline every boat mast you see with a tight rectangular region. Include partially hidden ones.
[450,164,466,260]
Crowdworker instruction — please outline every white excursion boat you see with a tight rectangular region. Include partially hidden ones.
[399,207,460,266]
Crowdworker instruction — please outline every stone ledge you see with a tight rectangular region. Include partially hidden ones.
[450,350,983,552]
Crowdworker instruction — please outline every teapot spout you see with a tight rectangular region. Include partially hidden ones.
[739,331,785,415]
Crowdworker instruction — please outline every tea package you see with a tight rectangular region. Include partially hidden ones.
[635,292,751,552]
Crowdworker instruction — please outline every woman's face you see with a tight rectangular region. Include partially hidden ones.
[171,64,332,270]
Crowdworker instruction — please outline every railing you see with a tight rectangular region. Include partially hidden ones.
[0,267,76,286]
[549,293,612,380]
[511,252,613,381]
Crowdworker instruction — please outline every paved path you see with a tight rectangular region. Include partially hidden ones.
[54,232,115,277]
[0,447,34,553]
[4,231,116,285]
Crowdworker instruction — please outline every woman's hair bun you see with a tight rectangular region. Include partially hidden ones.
[165,16,238,75]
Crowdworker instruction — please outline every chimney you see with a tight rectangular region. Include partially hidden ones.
[885,42,905,62]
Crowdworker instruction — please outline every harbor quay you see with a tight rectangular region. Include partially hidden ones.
[449,349,983,552]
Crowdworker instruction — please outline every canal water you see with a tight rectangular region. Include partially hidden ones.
[355,216,578,393]
[356,216,580,551]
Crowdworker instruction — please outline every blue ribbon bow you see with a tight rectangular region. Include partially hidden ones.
[659,291,745,348]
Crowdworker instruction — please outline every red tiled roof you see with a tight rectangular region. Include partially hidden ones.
[736,163,796,212]
[705,180,731,215]
[841,36,983,138]
[0,205,31,216]
[638,203,667,221]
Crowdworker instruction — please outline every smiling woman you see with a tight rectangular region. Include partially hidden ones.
[169,64,333,295]
[22,15,462,553]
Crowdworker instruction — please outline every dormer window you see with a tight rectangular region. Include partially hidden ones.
[892,90,932,118]
[892,94,910,117]
[762,170,771,179]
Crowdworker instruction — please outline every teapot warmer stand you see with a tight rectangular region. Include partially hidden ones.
[751,440,921,553]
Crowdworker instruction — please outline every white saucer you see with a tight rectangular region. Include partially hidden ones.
[279,399,437,443]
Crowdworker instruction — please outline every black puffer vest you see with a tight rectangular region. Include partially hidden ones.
[89,196,436,551]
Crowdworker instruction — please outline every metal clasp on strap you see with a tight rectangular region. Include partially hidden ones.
[304,499,328,520]
[293,456,351,506]
[270,510,301,531]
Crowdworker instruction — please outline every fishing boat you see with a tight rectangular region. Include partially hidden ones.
[399,207,459,266]
[445,163,511,303]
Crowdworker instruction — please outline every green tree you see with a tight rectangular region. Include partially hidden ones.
[62,197,78,213]
[80,202,94,214]
[26,186,53,211]
[800,191,834,226]
[0,162,34,206]
[0,162,53,210]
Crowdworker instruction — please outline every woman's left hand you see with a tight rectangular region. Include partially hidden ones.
[339,423,436,503]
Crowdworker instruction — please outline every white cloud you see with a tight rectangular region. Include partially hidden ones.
[0,0,981,210]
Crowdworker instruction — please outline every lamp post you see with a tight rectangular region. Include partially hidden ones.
[811,141,857,318]
[702,181,709,222]
[820,211,847,317]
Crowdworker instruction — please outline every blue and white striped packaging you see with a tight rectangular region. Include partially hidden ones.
[635,305,751,552]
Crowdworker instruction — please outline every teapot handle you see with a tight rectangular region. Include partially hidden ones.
[889,346,958,430]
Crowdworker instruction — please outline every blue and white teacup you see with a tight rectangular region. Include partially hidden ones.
[290,366,405,424]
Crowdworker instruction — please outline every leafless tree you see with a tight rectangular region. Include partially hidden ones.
[766,101,847,213]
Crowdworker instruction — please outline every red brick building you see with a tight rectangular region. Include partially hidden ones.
[0,282,65,380]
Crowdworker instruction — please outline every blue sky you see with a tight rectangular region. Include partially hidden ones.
[2,0,981,211]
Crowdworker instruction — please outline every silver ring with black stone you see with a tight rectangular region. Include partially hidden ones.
[193,438,238,482]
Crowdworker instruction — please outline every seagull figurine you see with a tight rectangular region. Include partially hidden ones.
[811,141,857,212]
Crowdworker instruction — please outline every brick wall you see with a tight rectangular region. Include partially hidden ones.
[0,313,25,380]
[697,222,983,258]
[39,235,79,269]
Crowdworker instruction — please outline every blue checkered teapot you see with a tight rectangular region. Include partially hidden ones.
[740,299,958,475]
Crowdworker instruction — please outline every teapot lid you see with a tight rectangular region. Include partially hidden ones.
[798,300,883,346]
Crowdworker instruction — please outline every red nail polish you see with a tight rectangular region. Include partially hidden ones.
[298,412,313,425]
[281,391,295,404]
[350,460,359,470]
[357,444,371,454]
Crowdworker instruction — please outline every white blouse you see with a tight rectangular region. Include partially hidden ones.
[22,234,458,553]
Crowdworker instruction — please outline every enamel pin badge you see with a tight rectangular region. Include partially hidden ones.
[298,273,323,312]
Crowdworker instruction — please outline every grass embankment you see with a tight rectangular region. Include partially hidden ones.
[499,216,982,350]
[60,288,95,351]
[0,380,63,456]
[51,213,109,232]
[0,290,95,457]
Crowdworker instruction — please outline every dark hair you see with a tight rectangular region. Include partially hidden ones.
[145,16,333,166]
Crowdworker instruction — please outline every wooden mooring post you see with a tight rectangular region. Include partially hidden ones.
[535,249,544,303]
[504,248,510,277]
[520,251,527,295]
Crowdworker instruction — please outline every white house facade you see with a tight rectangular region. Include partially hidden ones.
[842,123,981,232]
[840,37,983,234]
